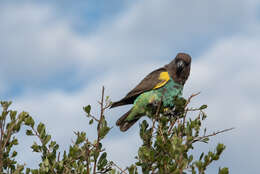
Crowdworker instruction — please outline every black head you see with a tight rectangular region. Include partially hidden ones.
[165,53,192,85]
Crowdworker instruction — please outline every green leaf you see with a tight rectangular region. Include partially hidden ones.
[201,137,209,143]
[97,152,108,170]
[43,135,51,145]
[138,146,151,159]
[26,129,34,136]
[199,104,207,110]
[75,132,86,144]
[219,167,229,174]
[216,143,226,155]
[199,152,204,161]
[18,111,29,120]
[109,169,116,174]
[24,116,35,128]
[11,151,18,158]
[128,165,138,174]
[188,155,194,163]
[31,142,41,152]
[99,126,110,140]
[83,105,91,115]
[1,101,12,110]
[202,111,207,120]
[12,138,18,145]
[37,122,45,136]
[10,110,17,121]
[89,119,94,125]
[49,141,56,149]
[93,150,100,161]
[26,168,30,174]
[99,118,111,139]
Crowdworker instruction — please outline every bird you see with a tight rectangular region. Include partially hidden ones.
[110,53,191,132]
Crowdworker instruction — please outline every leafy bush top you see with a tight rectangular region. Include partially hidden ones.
[0,87,231,174]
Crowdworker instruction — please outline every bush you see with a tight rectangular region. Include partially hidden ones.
[0,87,231,174]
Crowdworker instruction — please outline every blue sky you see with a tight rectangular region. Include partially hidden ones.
[1,0,260,173]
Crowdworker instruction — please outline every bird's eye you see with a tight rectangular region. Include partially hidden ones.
[176,60,185,71]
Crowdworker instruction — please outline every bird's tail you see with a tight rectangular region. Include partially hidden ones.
[116,109,140,132]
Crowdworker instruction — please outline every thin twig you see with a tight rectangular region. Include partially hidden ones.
[155,99,162,118]
[184,92,200,108]
[31,127,56,174]
[151,118,156,135]
[182,92,200,135]
[58,152,60,162]
[100,86,105,121]
[32,127,51,154]
[88,114,100,122]
[186,108,203,112]
[168,118,177,134]
[85,139,90,174]
[191,127,235,143]
[104,102,112,110]
[93,86,105,174]
[3,120,17,149]
[112,162,128,174]
[152,99,162,133]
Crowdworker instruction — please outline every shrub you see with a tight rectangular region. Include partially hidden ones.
[0,87,231,174]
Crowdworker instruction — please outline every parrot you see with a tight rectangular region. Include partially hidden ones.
[110,53,191,132]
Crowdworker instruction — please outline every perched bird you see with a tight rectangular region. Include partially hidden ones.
[111,53,191,132]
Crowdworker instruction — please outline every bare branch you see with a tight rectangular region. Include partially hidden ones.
[168,118,177,134]
[184,92,200,108]
[93,86,105,174]
[192,127,235,144]
[112,162,128,174]
[88,114,100,122]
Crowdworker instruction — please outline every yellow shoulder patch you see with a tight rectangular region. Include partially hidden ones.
[153,71,170,89]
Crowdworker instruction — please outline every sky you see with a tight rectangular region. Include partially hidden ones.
[1,0,260,173]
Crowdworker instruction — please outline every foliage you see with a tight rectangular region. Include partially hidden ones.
[0,88,231,174]
[128,93,231,174]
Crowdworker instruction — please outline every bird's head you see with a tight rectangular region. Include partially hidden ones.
[165,53,191,85]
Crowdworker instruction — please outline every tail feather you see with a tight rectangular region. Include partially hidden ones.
[116,109,140,132]
[116,109,132,126]
[110,101,124,108]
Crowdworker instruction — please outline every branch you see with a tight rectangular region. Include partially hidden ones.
[93,86,105,174]
[184,92,200,108]
[31,127,57,174]
[152,99,162,134]
[168,118,177,134]
[182,92,201,135]
[191,127,235,144]
[112,162,128,174]
[2,122,16,149]
[88,114,100,122]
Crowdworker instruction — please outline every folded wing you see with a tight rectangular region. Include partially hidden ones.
[110,67,170,108]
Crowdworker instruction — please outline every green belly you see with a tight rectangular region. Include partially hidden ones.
[126,79,183,121]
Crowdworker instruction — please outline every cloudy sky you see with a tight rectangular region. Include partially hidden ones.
[1,0,260,173]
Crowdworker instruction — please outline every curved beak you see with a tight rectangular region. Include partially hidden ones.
[176,60,185,74]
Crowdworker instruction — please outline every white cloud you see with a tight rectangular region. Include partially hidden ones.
[1,0,259,87]
[85,0,259,60]
[0,3,95,84]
